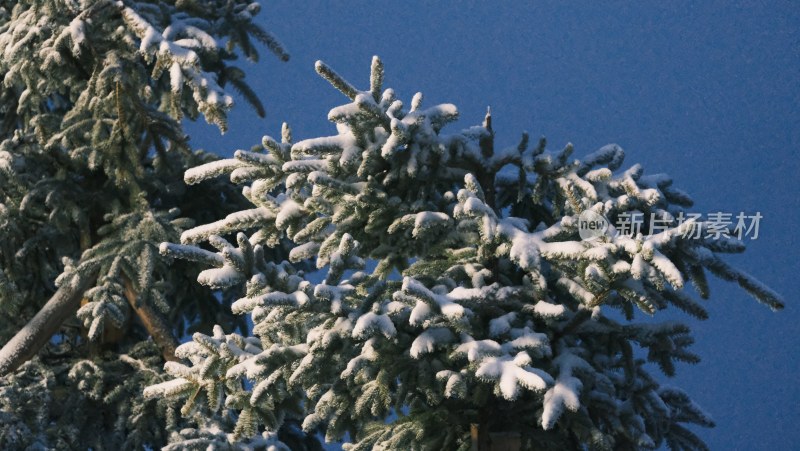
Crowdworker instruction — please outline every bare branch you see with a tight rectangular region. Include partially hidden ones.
[0,267,99,376]
[122,277,179,362]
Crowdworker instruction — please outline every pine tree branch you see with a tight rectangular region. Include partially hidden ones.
[0,266,99,376]
[122,277,179,362]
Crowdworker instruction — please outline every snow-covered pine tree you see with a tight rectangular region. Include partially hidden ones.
[0,1,299,449]
[153,57,785,451]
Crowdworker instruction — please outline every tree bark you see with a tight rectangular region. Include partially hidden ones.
[488,432,522,451]
[0,267,99,376]
[0,269,181,378]
[471,410,522,451]
[122,277,179,362]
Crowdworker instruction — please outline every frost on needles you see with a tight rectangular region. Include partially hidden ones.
[0,0,290,449]
[152,57,784,450]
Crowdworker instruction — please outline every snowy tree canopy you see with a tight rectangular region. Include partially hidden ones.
[0,1,295,449]
[152,57,784,450]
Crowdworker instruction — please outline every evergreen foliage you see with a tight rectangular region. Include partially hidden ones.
[0,0,292,448]
[153,57,784,450]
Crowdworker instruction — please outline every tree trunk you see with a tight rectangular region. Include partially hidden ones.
[0,267,99,376]
[488,432,522,451]
[471,423,522,451]
[122,277,179,362]
[0,269,181,378]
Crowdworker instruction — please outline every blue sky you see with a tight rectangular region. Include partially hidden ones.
[186,1,799,448]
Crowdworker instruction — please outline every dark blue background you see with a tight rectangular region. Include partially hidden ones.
[186,1,799,448]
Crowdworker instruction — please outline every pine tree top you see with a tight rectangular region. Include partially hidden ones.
[151,56,783,450]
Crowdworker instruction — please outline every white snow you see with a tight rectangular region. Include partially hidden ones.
[292,135,348,156]
[409,300,432,326]
[410,327,455,358]
[143,377,192,399]
[474,353,553,400]
[650,249,684,289]
[183,159,245,185]
[436,370,467,399]
[532,301,566,318]
[169,62,183,93]
[503,331,551,357]
[197,265,243,289]
[631,253,651,281]
[402,277,468,320]
[556,278,595,305]
[352,312,396,339]
[541,352,592,429]
[282,159,327,173]
[454,337,502,362]
[541,376,582,429]
[231,291,310,314]
[180,208,274,244]
[275,198,303,230]
[289,242,321,263]
[489,312,516,337]
[412,211,451,237]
